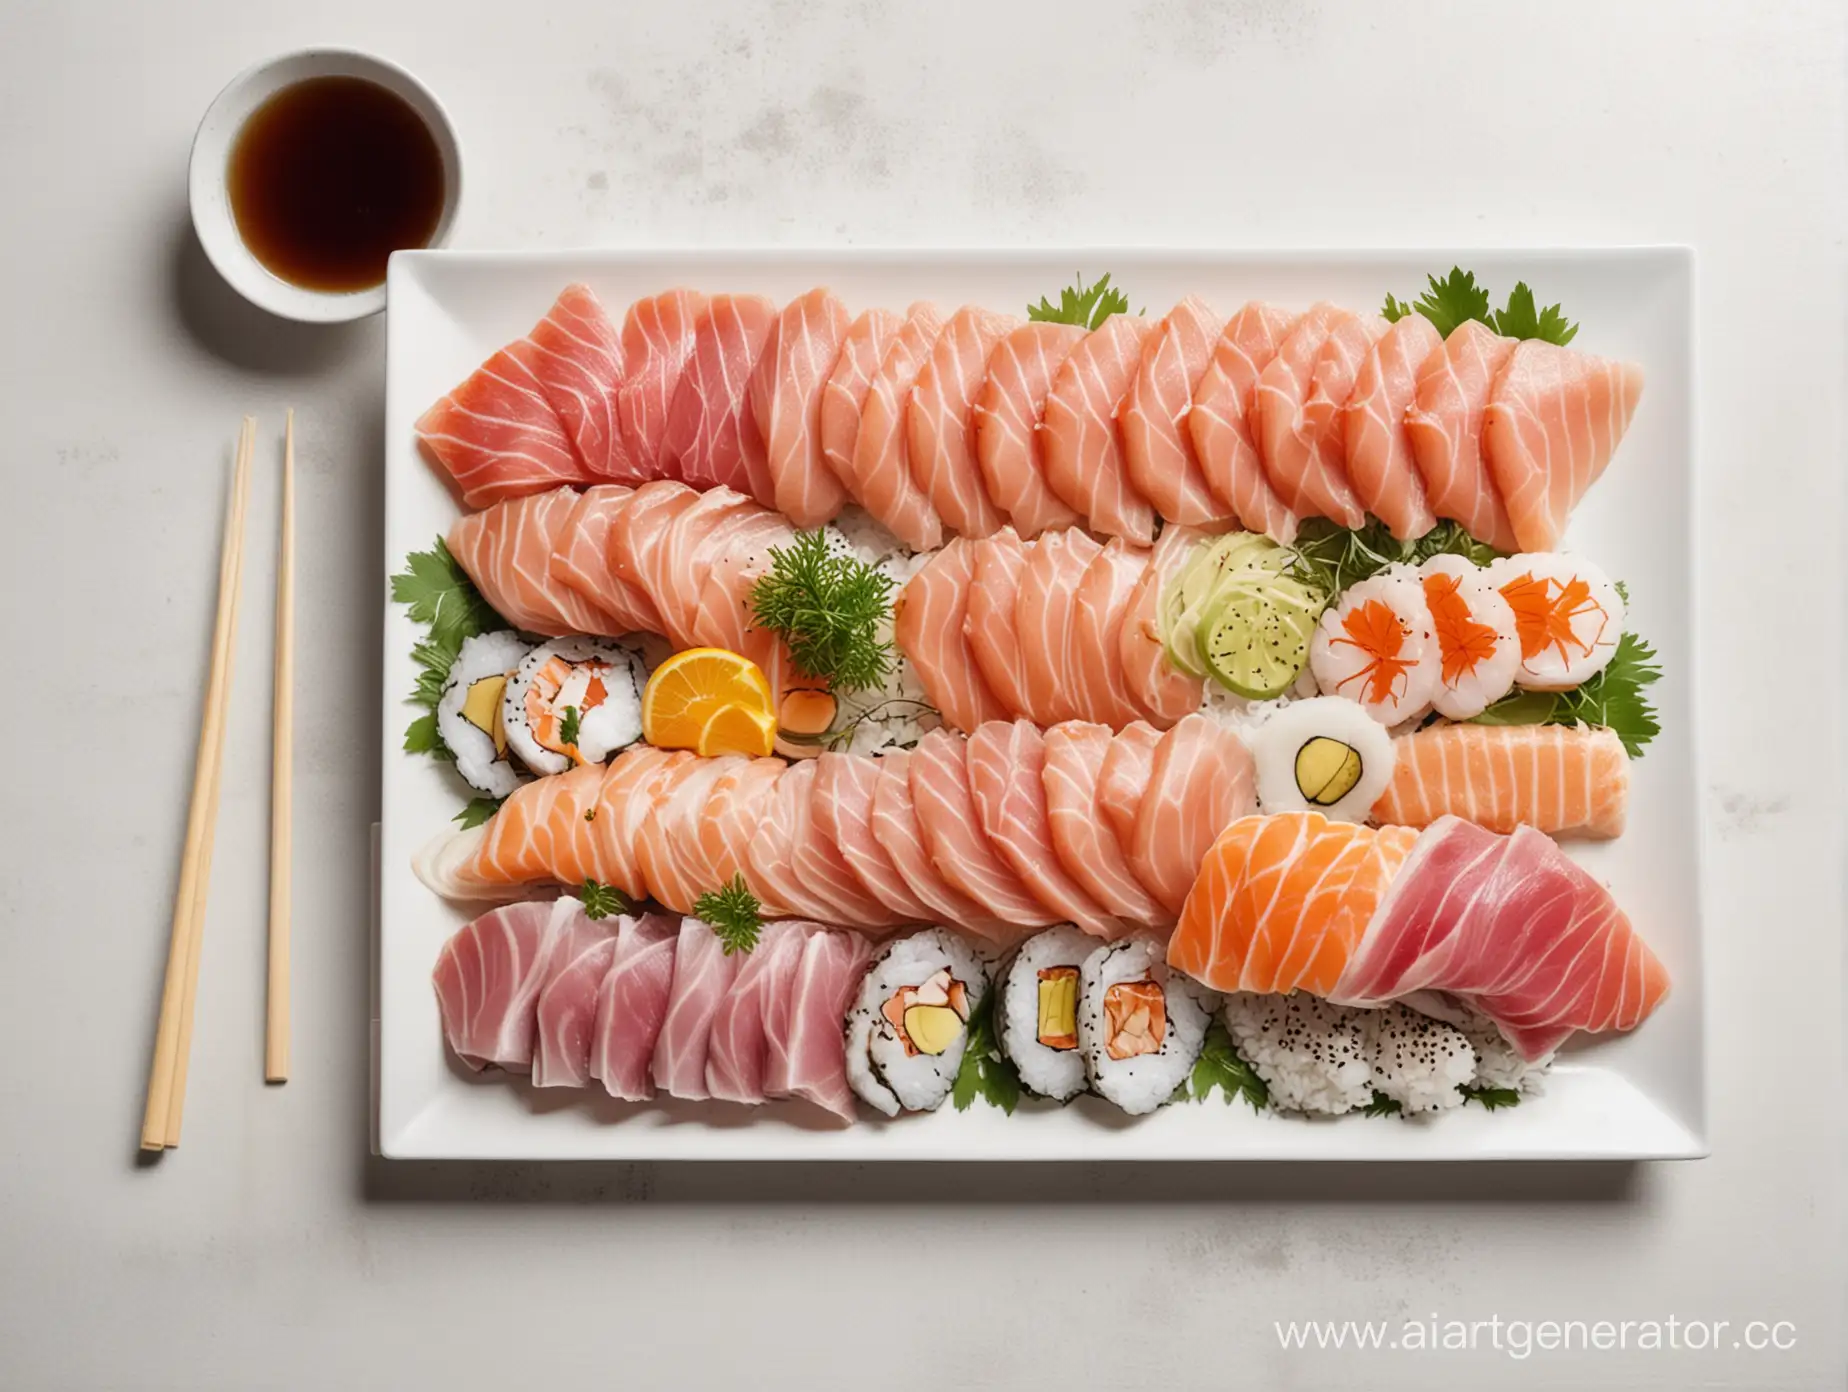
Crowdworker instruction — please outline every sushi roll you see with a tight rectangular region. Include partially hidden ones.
[1309,565,1439,726]
[845,929,989,1117]
[1078,937,1214,1115]
[1486,553,1625,691]
[436,631,534,797]
[500,638,645,776]
[1249,696,1395,823]
[995,926,1093,1102]
[1416,554,1520,719]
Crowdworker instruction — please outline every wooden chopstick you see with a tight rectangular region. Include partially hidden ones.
[266,410,295,1084]
[141,418,254,1151]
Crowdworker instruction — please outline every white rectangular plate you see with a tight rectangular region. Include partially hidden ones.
[379,248,1703,1161]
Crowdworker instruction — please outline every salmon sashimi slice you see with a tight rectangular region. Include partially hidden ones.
[1371,722,1629,839]
[971,321,1086,538]
[810,753,936,922]
[660,293,779,500]
[633,755,749,912]
[1041,315,1160,543]
[516,282,634,481]
[689,508,799,692]
[869,751,1012,940]
[1121,296,1235,527]
[846,303,948,550]
[743,759,836,921]
[1342,314,1443,540]
[1117,523,1206,726]
[907,305,1020,538]
[1251,304,1377,527]
[1097,721,1163,856]
[449,759,608,894]
[1249,304,1345,519]
[416,346,592,508]
[749,287,853,527]
[790,757,911,932]
[448,487,624,637]
[961,529,1033,719]
[1482,340,1646,552]
[1015,527,1103,726]
[607,479,701,613]
[819,307,902,490]
[966,721,1128,939]
[1190,302,1302,541]
[693,756,788,894]
[1405,320,1521,551]
[1070,538,1153,729]
[1131,714,1257,917]
[617,288,708,477]
[584,747,689,900]
[1041,723,1168,927]
[645,486,762,647]
[548,485,664,635]
[1293,311,1389,522]
[908,728,1054,931]
[892,537,1008,733]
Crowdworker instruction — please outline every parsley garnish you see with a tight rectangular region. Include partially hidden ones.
[1380,268,1493,338]
[558,705,581,748]
[1474,631,1663,757]
[390,539,506,760]
[1027,272,1132,331]
[1284,517,1502,599]
[1490,281,1578,346]
[454,796,504,829]
[950,990,1020,1114]
[749,531,896,694]
[1189,1020,1270,1111]
[578,878,629,921]
[1362,1090,1403,1118]
[1459,1084,1522,1111]
[692,874,763,955]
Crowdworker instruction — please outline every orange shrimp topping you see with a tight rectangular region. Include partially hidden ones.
[1331,599,1415,707]
[1498,572,1609,664]
[1422,573,1501,686]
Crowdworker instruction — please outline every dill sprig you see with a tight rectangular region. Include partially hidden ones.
[693,874,763,956]
[749,531,895,695]
[578,879,630,921]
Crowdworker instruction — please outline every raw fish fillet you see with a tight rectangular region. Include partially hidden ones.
[908,728,1052,933]
[810,753,936,922]
[532,921,624,1088]
[1069,539,1155,729]
[1190,302,1301,541]
[458,762,612,892]
[1131,714,1257,917]
[1041,723,1168,927]
[1482,340,1645,552]
[643,486,761,646]
[868,751,1010,938]
[548,484,663,634]
[961,528,1035,721]
[1041,315,1160,543]
[768,929,873,1123]
[650,919,743,1100]
[661,293,778,500]
[1014,528,1103,726]
[633,754,749,913]
[1250,304,1378,528]
[447,487,625,637]
[789,757,911,930]
[749,287,852,527]
[819,307,902,490]
[687,507,799,694]
[846,303,948,550]
[1404,320,1520,551]
[592,747,694,902]
[1120,296,1234,526]
[907,305,1019,538]
[1342,314,1442,541]
[692,756,789,896]
[892,537,1008,733]
[1116,524,1206,726]
[416,347,593,508]
[516,283,634,481]
[1096,721,1163,856]
[706,921,810,1104]
[588,913,680,1100]
[617,289,707,475]
[1371,723,1629,839]
[971,321,1085,538]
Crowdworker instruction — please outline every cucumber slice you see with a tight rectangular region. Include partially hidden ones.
[1200,573,1325,699]
[1161,533,1282,678]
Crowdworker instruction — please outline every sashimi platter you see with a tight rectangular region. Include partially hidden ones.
[378,251,1701,1160]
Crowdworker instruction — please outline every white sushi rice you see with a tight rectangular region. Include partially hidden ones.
[845,929,990,1116]
[1222,992,1376,1115]
[1078,937,1215,1115]
[501,637,646,775]
[437,631,535,798]
[1361,1004,1477,1114]
[1398,990,1555,1095]
[996,926,1094,1102]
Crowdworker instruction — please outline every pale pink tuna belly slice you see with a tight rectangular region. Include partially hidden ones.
[532,922,624,1088]
[706,921,812,1104]
[749,287,852,527]
[416,346,593,509]
[1405,320,1521,551]
[548,484,665,635]
[971,321,1086,538]
[617,288,707,477]
[517,282,633,481]
[589,912,680,1100]
[845,303,948,550]
[1041,314,1160,543]
[1041,723,1168,927]
[810,753,935,922]
[660,292,779,500]
[1014,528,1103,726]
[1131,714,1256,917]
[1482,339,1645,552]
[448,487,625,637]
[868,751,1011,939]
[1191,302,1302,541]
[819,307,902,491]
[892,537,1008,733]
[961,528,1033,720]
[1342,314,1443,541]
[907,305,1020,539]
[650,919,744,1100]
[908,728,1054,933]
[1121,295,1235,527]
[1069,538,1154,730]
[966,720,1127,939]
[1117,524,1206,726]
[768,929,873,1123]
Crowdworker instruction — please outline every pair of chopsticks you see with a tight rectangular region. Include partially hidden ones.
[140,413,294,1152]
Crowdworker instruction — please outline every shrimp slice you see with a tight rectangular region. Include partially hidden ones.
[1417,554,1519,719]
[1486,554,1625,690]
[1309,568,1439,725]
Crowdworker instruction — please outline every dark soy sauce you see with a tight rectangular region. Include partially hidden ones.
[227,76,446,292]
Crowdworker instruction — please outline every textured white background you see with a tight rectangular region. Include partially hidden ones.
[0,2,1840,1388]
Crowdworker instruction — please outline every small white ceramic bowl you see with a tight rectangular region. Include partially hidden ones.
[189,49,461,323]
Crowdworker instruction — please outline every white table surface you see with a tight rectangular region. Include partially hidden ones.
[1,2,1841,1387]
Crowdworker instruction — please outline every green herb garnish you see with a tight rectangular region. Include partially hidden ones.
[454,796,504,829]
[1459,1084,1522,1111]
[749,531,896,694]
[1189,1019,1269,1112]
[1490,281,1578,346]
[578,878,629,921]
[950,990,1020,1114]
[390,538,506,760]
[1284,517,1501,599]
[692,874,763,955]
[1380,267,1493,338]
[1473,631,1663,758]
[1027,272,1132,331]
[558,705,581,748]
[1361,1090,1404,1118]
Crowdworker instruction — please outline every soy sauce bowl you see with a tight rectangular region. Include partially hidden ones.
[189,49,461,323]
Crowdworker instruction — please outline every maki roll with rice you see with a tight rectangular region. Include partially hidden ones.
[1250,696,1395,823]
[501,637,645,775]
[996,926,1093,1102]
[1078,937,1215,1115]
[437,631,534,797]
[845,929,989,1117]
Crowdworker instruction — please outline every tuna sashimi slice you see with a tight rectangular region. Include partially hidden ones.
[1191,302,1302,541]
[892,537,1009,733]
[617,288,707,476]
[1014,528,1103,726]
[1405,320,1521,551]
[516,283,634,481]
[589,913,681,1100]
[532,921,624,1088]
[819,307,902,491]
[908,728,1053,933]
[416,347,593,508]
[749,287,853,527]
[1342,313,1442,541]
[1041,315,1160,543]
[661,293,779,500]
[1131,714,1257,917]
[1121,295,1235,526]
[651,919,744,1100]
[907,305,1019,538]
[1482,340,1645,552]
[971,321,1086,538]
[1117,524,1206,727]
[706,921,811,1104]
[846,303,948,550]
[768,929,874,1123]
[448,487,625,638]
